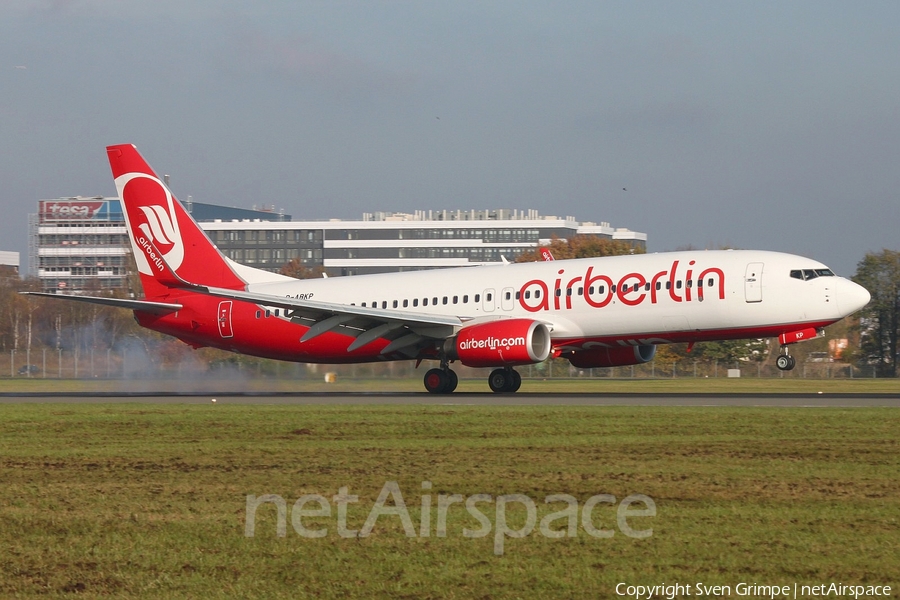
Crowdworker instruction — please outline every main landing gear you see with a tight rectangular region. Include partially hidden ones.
[776,348,796,371]
[423,367,458,394]
[422,365,522,394]
[488,367,522,393]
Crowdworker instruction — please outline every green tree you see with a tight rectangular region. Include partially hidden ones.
[852,249,900,377]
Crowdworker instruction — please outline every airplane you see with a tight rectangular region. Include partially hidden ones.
[27,144,871,394]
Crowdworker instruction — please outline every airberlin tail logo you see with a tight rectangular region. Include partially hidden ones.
[114,172,185,275]
[137,205,178,250]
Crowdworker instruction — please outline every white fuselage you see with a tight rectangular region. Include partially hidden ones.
[244,250,867,348]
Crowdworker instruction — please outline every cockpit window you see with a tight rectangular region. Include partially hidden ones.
[792,268,836,281]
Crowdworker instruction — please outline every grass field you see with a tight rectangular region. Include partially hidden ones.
[1,404,898,599]
[0,376,898,395]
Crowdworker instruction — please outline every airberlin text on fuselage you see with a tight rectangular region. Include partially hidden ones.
[518,260,725,313]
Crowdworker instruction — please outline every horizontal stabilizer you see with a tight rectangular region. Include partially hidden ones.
[22,292,182,314]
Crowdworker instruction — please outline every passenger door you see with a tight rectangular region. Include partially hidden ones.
[744,263,763,303]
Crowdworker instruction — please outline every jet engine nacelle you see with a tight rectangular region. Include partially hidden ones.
[445,319,552,368]
[566,344,657,368]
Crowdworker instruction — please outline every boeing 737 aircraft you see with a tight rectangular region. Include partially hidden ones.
[28,145,871,393]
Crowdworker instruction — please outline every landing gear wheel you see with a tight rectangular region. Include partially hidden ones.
[508,369,522,392]
[488,368,510,393]
[424,368,448,393]
[424,368,458,393]
[445,369,458,393]
[488,368,521,393]
[776,354,796,371]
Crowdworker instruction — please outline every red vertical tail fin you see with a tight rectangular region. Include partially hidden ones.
[107,144,246,297]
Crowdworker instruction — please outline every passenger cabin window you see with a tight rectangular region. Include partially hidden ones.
[413,299,419,307]
[463,295,468,303]
[403,299,408,308]
[474,294,481,302]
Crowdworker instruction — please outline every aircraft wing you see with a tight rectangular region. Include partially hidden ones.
[202,285,462,328]
[21,292,183,314]
[196,285,463,353]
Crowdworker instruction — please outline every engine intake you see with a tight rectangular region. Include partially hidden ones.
[445,319,551,368]
[566,344,657,368]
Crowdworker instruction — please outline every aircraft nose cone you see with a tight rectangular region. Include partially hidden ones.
[840,279,871,315]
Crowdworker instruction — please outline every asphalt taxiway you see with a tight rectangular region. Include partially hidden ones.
[1,392,898,406]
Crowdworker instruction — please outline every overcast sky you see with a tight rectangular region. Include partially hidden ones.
[2,1,898,276]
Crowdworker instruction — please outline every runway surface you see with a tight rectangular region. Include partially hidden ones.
[1,392,898,406]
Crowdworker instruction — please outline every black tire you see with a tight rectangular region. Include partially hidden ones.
[488,368,509,393]
[445,369,459,393]
[424,368,448,393]
[786,356,796,370]
[776,355,792,371]
[508,369,522,392]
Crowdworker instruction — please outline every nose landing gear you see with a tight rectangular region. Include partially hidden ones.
[776,350,796,371]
